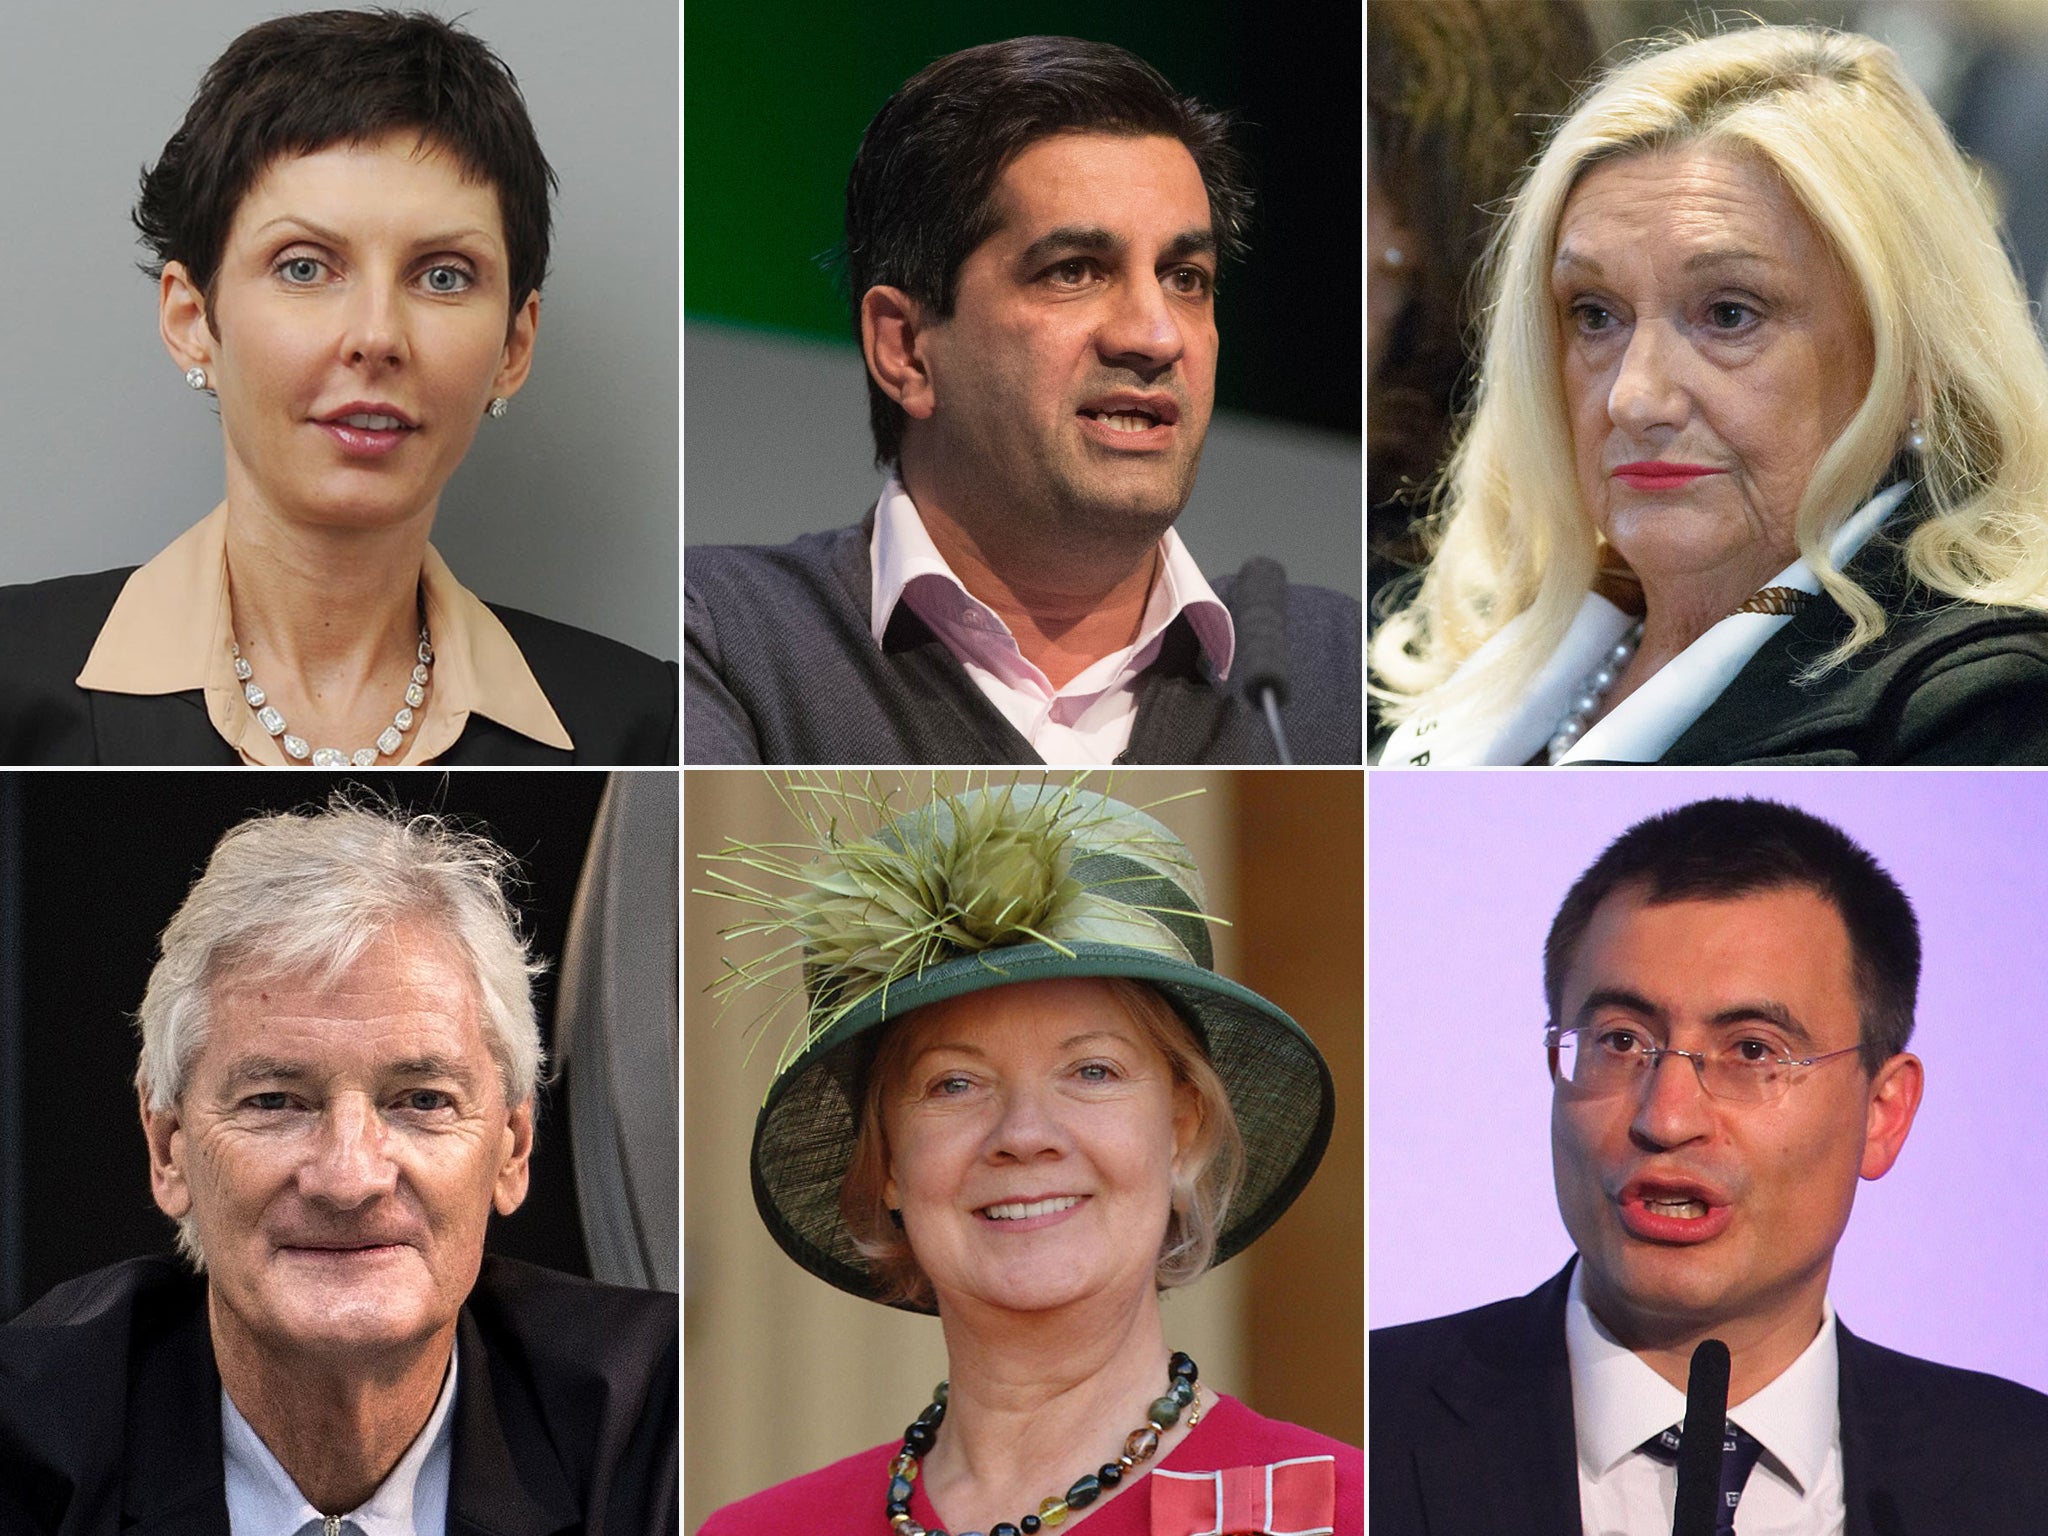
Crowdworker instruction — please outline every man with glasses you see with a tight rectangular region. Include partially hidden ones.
[1371,797,2048,1534]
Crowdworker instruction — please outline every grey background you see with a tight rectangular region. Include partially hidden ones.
[0,0,677,660]
[684,322,1363,598]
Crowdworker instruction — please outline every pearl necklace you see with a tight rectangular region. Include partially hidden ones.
[232,629,434,767]
[885,1352,1201,1536]
[1543,585,1817,764]
[1545,621,1643,764]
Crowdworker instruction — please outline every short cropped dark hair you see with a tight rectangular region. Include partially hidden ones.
[845,35,1254,467]
[1543,799,1919,1072]
[135,9,556,319]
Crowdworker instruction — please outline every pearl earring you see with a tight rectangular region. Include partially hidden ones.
[1382,247,1406,269]
[1907,416,1927,454]
[185,365,210,392]
[488,397,510,419]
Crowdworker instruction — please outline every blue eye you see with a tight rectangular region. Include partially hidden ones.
[244,1091,292,1111]
[402,1089,453,1112]
[277,257,325,285]
[422,264,473,294]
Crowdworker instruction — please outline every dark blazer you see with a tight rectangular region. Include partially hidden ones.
[0,569,679,766]
[1370,1263,2048,1535]
[686,519,1363,765]
[1606,488,2048,765]
[0,1255,678,1536]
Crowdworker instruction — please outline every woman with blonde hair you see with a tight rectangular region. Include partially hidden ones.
[1373,24,2048,766]
[698,779,1358,1535]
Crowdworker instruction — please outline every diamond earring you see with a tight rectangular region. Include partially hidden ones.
[488,397,510,419]
[185,365,210,392]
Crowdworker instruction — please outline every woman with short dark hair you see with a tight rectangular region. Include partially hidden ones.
[0,9,674,766]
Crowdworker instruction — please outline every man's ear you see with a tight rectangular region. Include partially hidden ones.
[160,262,215,375]
[861,285,938,422]
[493,1097,535,1216]
[1860,1051,1924,1180]
[140,1087,193,1221]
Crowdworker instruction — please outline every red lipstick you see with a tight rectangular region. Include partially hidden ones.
[1611,462,1726,491]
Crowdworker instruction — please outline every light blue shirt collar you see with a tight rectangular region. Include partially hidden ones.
[222,1347,457,1536]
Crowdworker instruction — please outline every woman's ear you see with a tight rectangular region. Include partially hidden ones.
[160,262,215,374]
[1171,1078,1203,1169]
[492,290,541,400]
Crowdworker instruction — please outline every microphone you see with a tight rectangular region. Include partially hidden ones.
[1672,1338,1732,1536]
[1232,557,1293,764]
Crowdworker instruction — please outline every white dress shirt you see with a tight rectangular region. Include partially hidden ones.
[1567,1266,1845,1535]
[867,474,1235,763]
[223,1351,457,1536]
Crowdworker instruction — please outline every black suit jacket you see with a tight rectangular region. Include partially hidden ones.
[0,1256,678,1536]
[1371,1262,2048,1535]
[0,569,679,765]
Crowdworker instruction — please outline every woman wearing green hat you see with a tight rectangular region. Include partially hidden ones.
[698,780,1361,1536]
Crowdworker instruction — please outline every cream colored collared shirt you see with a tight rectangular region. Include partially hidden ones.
[867,475,1235,764]
[75,507,572,764]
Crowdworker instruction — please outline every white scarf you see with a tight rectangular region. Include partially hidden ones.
[1379,482,1912,767]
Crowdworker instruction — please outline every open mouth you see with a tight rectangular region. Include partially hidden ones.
[1616,1177,1732,1243]
[1080,407,1166,434]
[316,416,417,458]
[1640,1195,1709,1220]
[978,1196,1082,1222]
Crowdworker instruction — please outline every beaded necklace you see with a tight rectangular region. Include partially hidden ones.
[1543,585,1817,763]
[885,1351,1200,1536]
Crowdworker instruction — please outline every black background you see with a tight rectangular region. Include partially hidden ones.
[0,771,609,1319]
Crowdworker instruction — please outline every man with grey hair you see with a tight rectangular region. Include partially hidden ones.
[0,802,676,1534]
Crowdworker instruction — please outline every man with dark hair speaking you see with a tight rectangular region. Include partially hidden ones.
[1372,798,2048,1534]
[685,36,1360,765]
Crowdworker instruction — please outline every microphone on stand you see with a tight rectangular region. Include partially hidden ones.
[1673,1338,1731,1536]
[1232,557,1293,764]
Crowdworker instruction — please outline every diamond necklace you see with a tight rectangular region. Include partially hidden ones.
[232,629,433,767]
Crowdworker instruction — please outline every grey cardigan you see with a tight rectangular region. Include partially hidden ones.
[686,519,1361,764]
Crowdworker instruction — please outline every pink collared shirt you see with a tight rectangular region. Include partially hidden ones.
[868,475,1235,763]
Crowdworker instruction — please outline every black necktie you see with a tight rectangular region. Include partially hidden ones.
[1641,1418,1766,1535]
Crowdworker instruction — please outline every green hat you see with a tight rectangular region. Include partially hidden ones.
[704,778,1335,1312]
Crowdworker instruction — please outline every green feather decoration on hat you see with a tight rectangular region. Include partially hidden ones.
[697,772,1221,1077]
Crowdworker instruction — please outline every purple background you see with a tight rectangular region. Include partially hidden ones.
[1370,771,2048,1392]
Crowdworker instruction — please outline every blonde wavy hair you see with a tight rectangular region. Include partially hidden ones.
[1372,24,2048,726]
